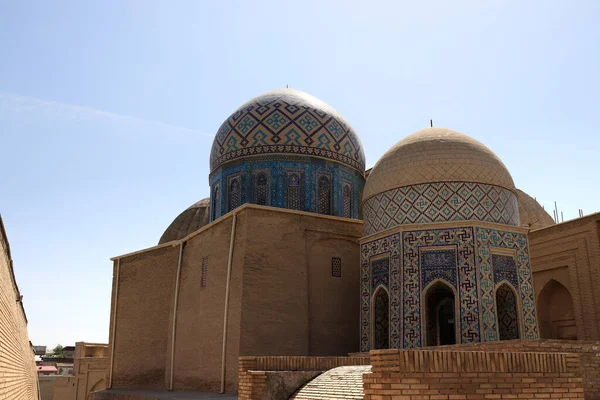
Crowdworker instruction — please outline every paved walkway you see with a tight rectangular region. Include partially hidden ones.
[96,389,237,399]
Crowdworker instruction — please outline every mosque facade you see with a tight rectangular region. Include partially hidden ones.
[103,88,599,396]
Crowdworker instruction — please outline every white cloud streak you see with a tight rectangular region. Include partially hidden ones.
[0,91,215,139]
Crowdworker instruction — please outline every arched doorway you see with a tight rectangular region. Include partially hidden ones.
[424,281,456,346]
[496,283,520,340]
[372,287,389,350]
[537,280,577,340]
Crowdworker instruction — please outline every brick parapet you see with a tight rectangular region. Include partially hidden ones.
[365,348,584,400]
[237,355,370,400]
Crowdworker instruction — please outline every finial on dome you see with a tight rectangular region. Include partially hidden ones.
[430,119,433,127]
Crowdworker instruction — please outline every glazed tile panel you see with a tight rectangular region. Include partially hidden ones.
[363,182,519,236]
[359,226,538,351]
[210,95,365,172]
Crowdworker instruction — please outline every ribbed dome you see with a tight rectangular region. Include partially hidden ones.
[209,88,365,173]
[363,128,516,201]
[516,189,555,230]
[158,199,210,244]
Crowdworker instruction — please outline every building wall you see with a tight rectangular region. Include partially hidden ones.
[0,217,39,400]
[359,221,539,351]
[109,245,179,389]
[167,211,246,393]
[239,206,362,358]
[107,204,362,394]
[529,212,600,341]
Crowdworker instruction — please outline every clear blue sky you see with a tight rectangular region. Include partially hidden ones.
[1,0,598,348]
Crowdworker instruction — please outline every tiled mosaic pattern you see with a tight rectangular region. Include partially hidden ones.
[496,283,519,340]
[363,182,519,235]
[210,92,365,172]
[360,226,538,351]
[492,253,518,288]
[209,156,364,221]
[421,248,457,289]
[360,234,400,352]
[476,227,538,341]
[403,228,478,347]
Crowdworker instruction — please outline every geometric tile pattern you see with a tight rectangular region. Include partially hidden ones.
[360,234,400,352]
[371,258,389,291]
[209,156,364,221]
[210,89,365,173]
[363,182,520,236]
[420,248,457,289]
[361,226,538,351]
[496,283,520,340]
[476,227,539,341]
[492,253,518,288]
[403,228,478,348]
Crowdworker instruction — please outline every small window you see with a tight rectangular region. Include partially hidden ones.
[201,256,208,287]
[228,177,241,212]
[255,172,268,206]
[317,175,332,215]
[342,183,352,218]
[332,257,342,277]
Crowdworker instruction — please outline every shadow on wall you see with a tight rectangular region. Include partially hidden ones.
[537,279,577,340]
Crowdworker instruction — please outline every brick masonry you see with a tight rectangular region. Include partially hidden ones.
[365,348,584,400]
[0,217,38,400]
[238,356,370,400]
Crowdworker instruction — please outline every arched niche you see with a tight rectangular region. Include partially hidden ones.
[423,280,458,346]
[371,286,390,350]
[495,282,520,340]
[537,279,577,340]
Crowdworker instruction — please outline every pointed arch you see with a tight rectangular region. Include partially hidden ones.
[495,281,521,340]
[228,176,241,212]
[211,184,220,221]
[86,378,106,399]
[254,172,269,206]
[317,174,332,215]
[371,285,390,350]
[422,279,459,346]
[342,183,352,218]
[537,279,577,340]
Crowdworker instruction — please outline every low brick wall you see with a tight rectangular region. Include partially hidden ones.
[238,356,370,400]
[428,339,600,399]
[365,349,584,400]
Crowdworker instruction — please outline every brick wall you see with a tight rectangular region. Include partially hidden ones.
[427,339,600,399]
[0,217,38,400]
[238,356,369,400]
[365,348,584,400]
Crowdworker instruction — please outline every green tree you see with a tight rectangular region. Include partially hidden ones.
[50,345,65,358]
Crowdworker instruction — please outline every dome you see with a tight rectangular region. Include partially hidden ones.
[364,127,515,201]
[516,189,555,230]
[362,128,519,235]
[159,199,210,244]
[210,88,365,173]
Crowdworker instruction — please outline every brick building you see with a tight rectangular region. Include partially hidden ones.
[0,215,39,400]
[97,88,599,399]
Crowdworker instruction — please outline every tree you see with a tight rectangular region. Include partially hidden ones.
[50,345,65,358]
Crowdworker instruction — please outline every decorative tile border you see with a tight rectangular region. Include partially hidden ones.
[363,182,519,235]
[476,228,539,341]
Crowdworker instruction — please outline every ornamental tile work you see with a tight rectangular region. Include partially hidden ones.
[403,228,478,348]
[363,182,519,236]
[360,234,400,352]
[209,90,365,173]
[421,248,457,289]
[360,225,538,351]
[476,227,538,341]
[209,156,364,221]
[492,253,518,288]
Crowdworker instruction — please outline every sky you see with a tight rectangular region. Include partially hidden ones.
[0,0,599,348]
